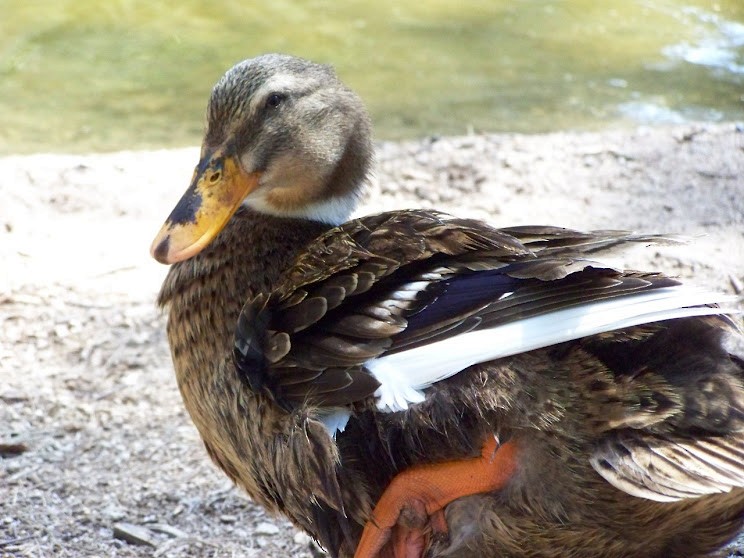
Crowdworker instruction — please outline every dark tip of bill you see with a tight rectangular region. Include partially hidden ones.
[153,235,171,264]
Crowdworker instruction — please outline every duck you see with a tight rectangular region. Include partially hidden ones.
[151,53,744,558]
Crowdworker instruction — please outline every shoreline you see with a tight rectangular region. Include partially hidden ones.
[4,122,743,293]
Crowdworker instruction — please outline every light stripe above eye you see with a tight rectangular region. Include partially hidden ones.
[247,74,302,116]
[366,286,739,413]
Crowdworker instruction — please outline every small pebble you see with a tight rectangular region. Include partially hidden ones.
[294,531,311,545]
[5,462,24,474]
[254,521,280,536]
[219,514,237,524]
[112,522,158,547]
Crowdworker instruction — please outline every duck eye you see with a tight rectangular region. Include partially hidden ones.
[265,93,285,109]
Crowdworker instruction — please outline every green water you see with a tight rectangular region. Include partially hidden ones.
[2,0,743,154]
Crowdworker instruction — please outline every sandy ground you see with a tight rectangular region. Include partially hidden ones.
[2,123,743,557]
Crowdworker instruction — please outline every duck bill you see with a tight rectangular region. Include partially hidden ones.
[150,152,261,264]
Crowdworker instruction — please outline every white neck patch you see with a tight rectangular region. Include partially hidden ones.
[243,189,359,226]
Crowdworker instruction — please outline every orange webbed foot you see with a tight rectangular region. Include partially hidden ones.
[354,436,518,558]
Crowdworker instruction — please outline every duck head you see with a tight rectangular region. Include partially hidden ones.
[151,54,372,264]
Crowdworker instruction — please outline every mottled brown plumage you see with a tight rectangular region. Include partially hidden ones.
[153,54,744,557]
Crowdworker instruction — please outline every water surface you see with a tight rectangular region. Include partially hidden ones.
[1,0,743,153]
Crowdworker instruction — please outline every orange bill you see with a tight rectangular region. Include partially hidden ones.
[150,150,261,264]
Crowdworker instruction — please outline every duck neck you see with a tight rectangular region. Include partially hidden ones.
[158,207,332,386]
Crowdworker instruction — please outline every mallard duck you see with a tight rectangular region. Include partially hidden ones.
[151,54,744,558]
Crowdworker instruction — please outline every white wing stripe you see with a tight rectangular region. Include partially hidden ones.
[369,286,739,412]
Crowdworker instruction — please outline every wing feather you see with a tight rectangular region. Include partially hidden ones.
[232,210,740,419]
[591,433,744,502]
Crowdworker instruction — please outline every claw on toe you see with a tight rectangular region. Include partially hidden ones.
[354,436,518,558]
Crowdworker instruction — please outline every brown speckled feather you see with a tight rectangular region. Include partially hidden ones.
[156,54,744,558]
[223,208,744,557]
[232,210,697,409]
[159,210,375,553]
